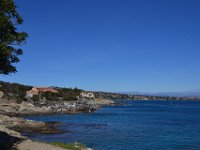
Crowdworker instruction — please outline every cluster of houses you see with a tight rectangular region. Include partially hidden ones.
[25,87,95,100]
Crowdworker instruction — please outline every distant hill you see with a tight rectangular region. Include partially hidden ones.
[119,90,200,98]
[152,91,200,97]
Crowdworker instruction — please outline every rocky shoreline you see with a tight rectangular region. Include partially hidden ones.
[0,98,116,150]
[0,98,116,116]
[0,114,64,150]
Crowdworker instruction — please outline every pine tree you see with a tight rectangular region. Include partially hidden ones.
[0,0,28,74]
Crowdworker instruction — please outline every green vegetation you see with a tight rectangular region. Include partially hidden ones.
[40,87,83,101]
[49,142,87,150]
[32,95,39,102]
[41,91,61,101]
[0,81,83,102]
[0,0,28,75]
[57,87,82,101]
[0,81,32,102]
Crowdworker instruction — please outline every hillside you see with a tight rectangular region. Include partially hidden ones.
[0,81,83,103]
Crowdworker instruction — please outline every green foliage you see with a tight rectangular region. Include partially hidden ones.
[41,92,61,101]
[58,87,82,101]
[39,87,82,101]
[49,142,86,150]
[0,81,83,102]
[0,81,32,102]
[32,95,39,102]
[0,0,28,74]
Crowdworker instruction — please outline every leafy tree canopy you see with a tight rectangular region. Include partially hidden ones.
[0,0,28,74]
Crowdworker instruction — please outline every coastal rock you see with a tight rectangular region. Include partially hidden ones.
[16,140,66,150]
[0,125,25,139]
[0,97,115,116]
[16,140,94,150]
[0,124,25,150]
[94,98,116,106]
[0,102,54,116]
[0,130,23,150]
[0,114,61,134]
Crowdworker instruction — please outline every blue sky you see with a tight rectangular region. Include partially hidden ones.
[0,0,200,92]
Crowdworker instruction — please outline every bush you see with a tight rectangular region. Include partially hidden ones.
[0,81,32,102]
[57,87,83,101]
[41,92,61,101]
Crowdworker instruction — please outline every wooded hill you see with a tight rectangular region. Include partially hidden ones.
[0,81,83,103]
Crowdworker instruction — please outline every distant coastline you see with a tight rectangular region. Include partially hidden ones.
[94,91,200,101]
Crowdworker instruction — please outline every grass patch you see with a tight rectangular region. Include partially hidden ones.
[49,142,87,150]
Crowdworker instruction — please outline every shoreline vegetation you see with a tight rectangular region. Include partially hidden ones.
[0,81,200,150]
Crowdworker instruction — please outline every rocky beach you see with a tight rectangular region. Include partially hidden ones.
[0,81,119,149]
[0,95,115,150]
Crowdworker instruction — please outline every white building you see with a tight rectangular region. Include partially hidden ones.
[80,92,95,99]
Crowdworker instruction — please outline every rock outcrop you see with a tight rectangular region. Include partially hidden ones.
[0,130,22,150]
[0,114,61,134]
[0,98,115,116]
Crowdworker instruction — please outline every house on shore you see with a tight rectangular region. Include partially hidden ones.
[80,92,95,99]
[26,87,58,98]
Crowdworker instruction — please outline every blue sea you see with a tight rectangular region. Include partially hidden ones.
[25,100,200,150]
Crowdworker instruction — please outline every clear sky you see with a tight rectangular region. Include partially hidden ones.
[0,0,200,92]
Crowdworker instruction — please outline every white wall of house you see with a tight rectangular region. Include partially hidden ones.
[80,92,95,99]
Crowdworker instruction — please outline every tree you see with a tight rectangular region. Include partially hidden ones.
[0,0,28,75]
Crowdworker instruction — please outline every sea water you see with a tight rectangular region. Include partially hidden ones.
[25,100,200,150]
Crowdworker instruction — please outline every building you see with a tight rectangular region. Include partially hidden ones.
[26,87,58,98]
[80,92,95,99]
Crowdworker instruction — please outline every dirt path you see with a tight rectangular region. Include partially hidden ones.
[16,140,66,150]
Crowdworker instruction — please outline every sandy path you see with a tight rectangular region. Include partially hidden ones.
[16,140,66,150]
